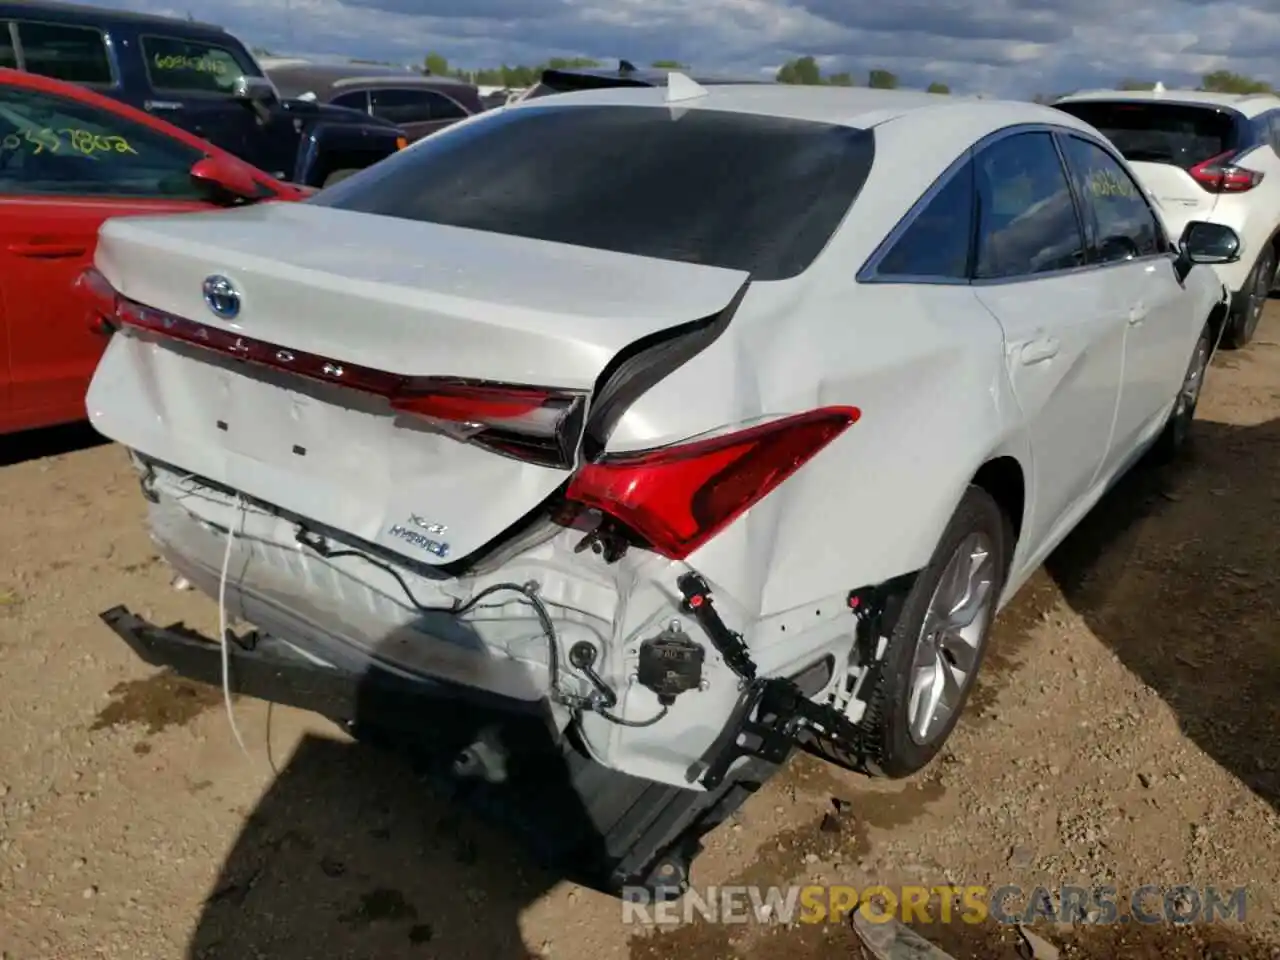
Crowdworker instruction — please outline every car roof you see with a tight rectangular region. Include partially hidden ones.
[0,0,226,33]
[265,61,474,97]
[512,82,1099,141]
[1057,88,1280,118]
[541,60,771,87]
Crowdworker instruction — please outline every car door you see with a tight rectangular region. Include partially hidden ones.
[968,130,1126,552]
[0,79,212,433]
[1054,131,1198,482]
[133,33,267,169]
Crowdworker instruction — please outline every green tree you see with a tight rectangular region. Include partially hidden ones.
[1117,78,1156,90]
[776,56,822,85]
[827,71,854,86]
[926,81,950,94]
[1200,70,1271,94]
[651,59,687,69]
[424,51,450,76]
[547,56,601,69]
[867,68,898,89]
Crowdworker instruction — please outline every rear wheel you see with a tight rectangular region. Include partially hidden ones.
[846,486,1012,778]
[1148,321,1212,464]
[1224,245,1275,348]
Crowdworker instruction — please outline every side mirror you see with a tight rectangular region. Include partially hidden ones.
[232,75,278,104]
[190,156,264,205]
[1178,221,1242,265]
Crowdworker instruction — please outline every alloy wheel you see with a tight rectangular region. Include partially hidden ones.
[906,530,997,744]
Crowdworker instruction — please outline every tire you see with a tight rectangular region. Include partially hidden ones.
[321,168,358,188]
[854,485,1013,778]
[1224,244,1275,349]
[1147,321,1212,465]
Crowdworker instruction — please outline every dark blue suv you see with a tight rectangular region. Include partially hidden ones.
[0,1,406,186]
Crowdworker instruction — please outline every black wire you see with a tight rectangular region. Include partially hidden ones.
[593,705,670,727]
[294,526,675,729]
[295,527,561,692]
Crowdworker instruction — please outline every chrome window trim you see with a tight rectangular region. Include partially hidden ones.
[857,121,1174,287]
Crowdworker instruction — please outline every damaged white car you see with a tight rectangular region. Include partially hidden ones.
[82,80,1235,895]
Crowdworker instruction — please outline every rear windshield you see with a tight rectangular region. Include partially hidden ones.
[310,104,875,280]
[1054,101,1240,169]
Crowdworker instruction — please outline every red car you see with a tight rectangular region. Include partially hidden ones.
[0,68,307,437]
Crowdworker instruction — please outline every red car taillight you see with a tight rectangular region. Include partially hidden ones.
[75,268,587,468]
[1189,150,1264,193]
[564,407,860,561]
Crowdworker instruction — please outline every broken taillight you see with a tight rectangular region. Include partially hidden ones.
[564,407,861,561]
[76,268,587,468]
[1189,150,1264,193]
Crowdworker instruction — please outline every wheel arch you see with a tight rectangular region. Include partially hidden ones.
[970,454,1026,549]
[1206,289,1232,350]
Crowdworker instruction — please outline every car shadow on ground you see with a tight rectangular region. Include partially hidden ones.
[184,653,741,959]
[1045,415,1280,813]
[185,729,555,960]
[0,421,109,467]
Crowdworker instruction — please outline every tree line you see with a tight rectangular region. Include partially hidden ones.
[422,51,953,93]
[256,48,1271,101]
[773,55,950,93]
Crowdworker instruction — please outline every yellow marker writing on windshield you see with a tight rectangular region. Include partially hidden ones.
[0,128,137,157]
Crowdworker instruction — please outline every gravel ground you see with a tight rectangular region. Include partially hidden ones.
[1,309,1278,960]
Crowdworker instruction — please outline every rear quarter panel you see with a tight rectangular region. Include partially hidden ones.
[609,277,1030,620]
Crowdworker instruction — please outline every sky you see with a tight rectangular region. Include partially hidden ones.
[100,0,1280,97]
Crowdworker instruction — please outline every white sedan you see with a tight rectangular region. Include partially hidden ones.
[81,79,1236,894]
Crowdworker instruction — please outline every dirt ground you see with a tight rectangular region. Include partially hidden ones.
[1,310,1278,960]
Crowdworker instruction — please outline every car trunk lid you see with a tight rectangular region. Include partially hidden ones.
[86,202,749,568]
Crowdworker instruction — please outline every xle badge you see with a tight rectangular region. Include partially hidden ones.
[387,516,450,558]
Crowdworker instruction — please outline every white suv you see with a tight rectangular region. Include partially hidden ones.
[1055,88,1280,347]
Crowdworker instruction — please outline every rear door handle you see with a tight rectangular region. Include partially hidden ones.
[144,99,183,111]
[6,241,88,258]
[1019,336,1060,365]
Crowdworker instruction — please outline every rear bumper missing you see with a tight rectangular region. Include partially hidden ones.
[99,604,555,727]
[97,604,782,898]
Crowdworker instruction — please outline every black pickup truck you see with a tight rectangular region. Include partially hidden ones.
[0,1,406,186]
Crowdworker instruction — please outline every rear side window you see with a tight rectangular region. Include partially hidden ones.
[14,21,112,85]
[874,160,975,279]
[370,88,467,124]
[973,131,1086,280]
[142,35,254,95]
[1054,101,1240,169]
[331,90,369,111]
[311,104,876,281]
[426,90,468,120]
[370,88,434,124]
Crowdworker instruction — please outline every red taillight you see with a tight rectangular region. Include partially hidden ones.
[1189,150,1264,193]
[75,267,120,334]
[77,268,587,467]
[564,407,860,561]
